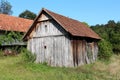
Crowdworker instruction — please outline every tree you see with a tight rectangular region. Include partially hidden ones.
[106,20,116,27]
[0,0,12,15]
[19,10,37,20]
[91,20,120,54]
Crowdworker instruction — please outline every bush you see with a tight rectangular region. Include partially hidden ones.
[98,39,113,60]
[0,50,3,57]
[21,48,36,63]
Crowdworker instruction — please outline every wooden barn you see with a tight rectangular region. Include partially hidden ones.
[23,8,101,67]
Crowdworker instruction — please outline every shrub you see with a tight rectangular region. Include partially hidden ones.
[98,39,113,60]
[0,50,3,57]
[21,48,36,63]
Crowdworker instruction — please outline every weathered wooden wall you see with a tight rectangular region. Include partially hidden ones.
[27,12,73,67]
[27,12,99,67]
[71,38,98,67]
[28,36,73,67]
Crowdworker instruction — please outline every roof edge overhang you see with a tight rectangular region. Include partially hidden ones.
[23,8,101,41]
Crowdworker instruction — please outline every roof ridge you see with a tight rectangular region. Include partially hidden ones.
[44,9,66,17]
[44,9,86,25]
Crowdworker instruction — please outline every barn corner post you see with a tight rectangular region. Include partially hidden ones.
[23,8,101,67]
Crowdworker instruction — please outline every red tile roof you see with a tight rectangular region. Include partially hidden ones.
[23,8,101,40]
[0,14,33,32]
[44,9,101,39]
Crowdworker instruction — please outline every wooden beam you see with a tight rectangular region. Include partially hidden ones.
[36,18,53,23]
[33,35,64,38]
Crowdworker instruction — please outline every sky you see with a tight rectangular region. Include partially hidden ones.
[7,0,120,26]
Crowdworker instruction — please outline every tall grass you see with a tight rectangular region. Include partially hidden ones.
[21,48,36,63]
[0,54,120,80]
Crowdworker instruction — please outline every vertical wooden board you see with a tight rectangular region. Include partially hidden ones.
[46,37,50,63]
[52,37,55,66]
[60,37,63,67]
[66,37,69,66]
[94,42,98,60]
[60,37,63,66]
[69,37,73,67]
[82,40,86,64]
[29,39,32,51]
[32,39,35,54]
[87,43,92,63]
[41,38,44,63]
[51,37,54,66]
[62,36,65,66]
[76,39,79,66]
[31,39,33,53]
[63,36,68,67]
[70,38,74,67]
[85,42,91,64]
[30,39,32,52]
[42,38,45,63]
[69,39,74,67]
[72,40,76,66]
[54,37,57,66]
[91,42,95,62]
[27,40,30,51]
[50,37,53,66]
[77,40,83,66]
[35,38,39,63]
[38,38,40,63]
[57,37,61,66]
[40,38,44,63]
[37,38,41,63]
[39,38,42,63]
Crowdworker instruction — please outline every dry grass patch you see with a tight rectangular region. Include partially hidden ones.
[108,55,120,75]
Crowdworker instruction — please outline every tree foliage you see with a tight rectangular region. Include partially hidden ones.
[0,31,24,53]
[0,0,12,15]
[98,39,113,60]
[19,10,37,20]
[91,20,120,54]
[0,31,23,45]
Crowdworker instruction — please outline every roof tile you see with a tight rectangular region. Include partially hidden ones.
[0,14,33,32]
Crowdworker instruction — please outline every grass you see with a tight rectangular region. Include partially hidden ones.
[0,54,120,80]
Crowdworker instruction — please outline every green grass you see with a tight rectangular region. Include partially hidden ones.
[0,54,120,80]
